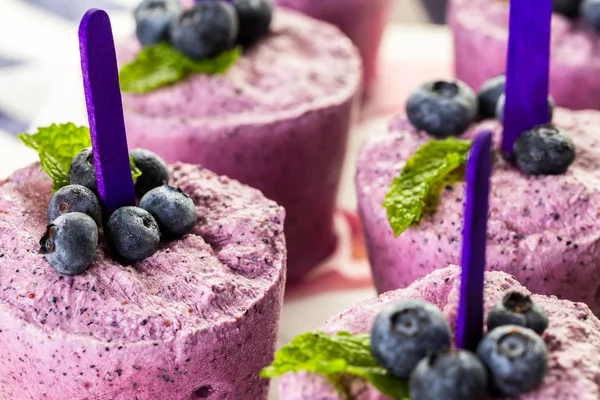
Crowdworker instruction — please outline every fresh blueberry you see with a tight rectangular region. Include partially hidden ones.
[234,0,273,48]
[134,0,181,46]
[513,124,575,175]
[69,148,97,193]
[553,0,582,18]
[495,94,555,124]
[477,325,548,396]
[477,74,505,120]
[409,349,487,400]
[582,0,600,32]
[130,148,170,197]
[169,2,239,60]
[370,299,452,378]
[406,80,477,138]
[47,184,102,226]
[487,291,549,335]
[106,207,160,261]
[39,212,98,275]
[140,184,197,239]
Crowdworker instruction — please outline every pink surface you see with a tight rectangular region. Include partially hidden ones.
[280,266,600,399]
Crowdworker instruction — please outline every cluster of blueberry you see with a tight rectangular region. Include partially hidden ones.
[135,0,273,59]
[39,149,197,275]
[554,0,600,31]
[370,292,549,400]
[405,76,575,176]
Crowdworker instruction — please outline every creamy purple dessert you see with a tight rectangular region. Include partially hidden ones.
[276,0,391,94]
[356,109,600,314]
[118,9,360,280]
[279,266,600,399]
[0,162,286,400]
[449,0,600,110]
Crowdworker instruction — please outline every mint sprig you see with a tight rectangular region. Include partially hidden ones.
[18,123,141,193]
[261,331,409,400]
[119,42,241,94]
[384,138,473,237]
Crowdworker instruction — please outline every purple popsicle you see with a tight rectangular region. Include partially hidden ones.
[455,130,492,351]
[79,9,136,216]
[501,0,552,157]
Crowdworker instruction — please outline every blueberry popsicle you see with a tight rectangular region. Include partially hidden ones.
[0,10,286,399]
[118,0,361,279]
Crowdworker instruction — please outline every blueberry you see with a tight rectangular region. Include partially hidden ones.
[234,0,273,48]
[370,299,452,378]
[47,185,102,226]
[487,291,549,335]
[477,74,505,120]
[140,184,197,239]
[39,212,98,275]
[406,80,477,138]
[130,148,170,197]
[553,0,582,18]
[495,94,555,124]
[106,207,160,261]
[134,0,181,46]
[69,148,97,193]
[169,2,239,60]
[582,0,600,32]
[513,124,575,175]
[409,349,487,400]
[477,325,548,396]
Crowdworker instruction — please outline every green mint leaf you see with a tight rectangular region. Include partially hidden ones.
[119,42,241,94]
[18,123,141,193]
[384,138,473,237]
[261,331,409,400]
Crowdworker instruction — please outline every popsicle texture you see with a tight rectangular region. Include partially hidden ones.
[356,110,600,314]
[118,9,361,279]
[0,163,286,400]
[279,266,600,399]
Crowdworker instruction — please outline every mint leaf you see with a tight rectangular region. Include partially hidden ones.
[119,42,241,94]
[18,123,141,193]
[261,331,409,400]
[384,138,472,237]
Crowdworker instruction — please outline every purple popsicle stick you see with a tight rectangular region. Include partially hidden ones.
[79,9,136,216]
[455,130,492,352]
[501,0,552,157]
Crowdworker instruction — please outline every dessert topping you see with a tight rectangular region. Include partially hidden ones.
[234,0,274,48]
[384,137,472,236]
[409,349,487,400]
[261,331,410,399]
[406,79,478,138]
[18,124,141,193]
[477,325,548,396]
[69,147,99,193]
[496,94,555,124]
[169,2,239,60]
[47,184,103,226]
[582,0,600,31]
[106,206,161,261]
[130,148,170,197]
[487,291,549,335]
[140,184,198,239]
[370,299,452,379]
[513,124,575,175]
[39,212,99,276]
[477,74,505,120]
[134,0,181,46]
